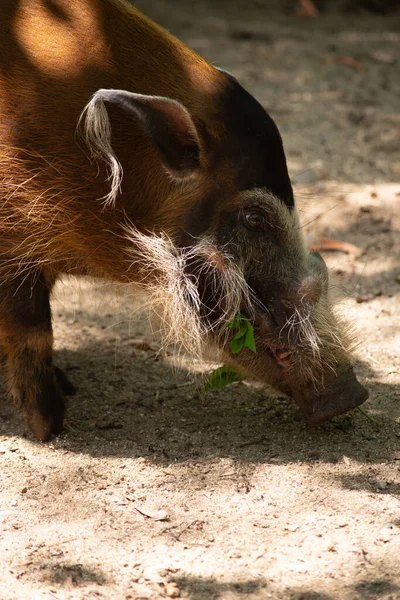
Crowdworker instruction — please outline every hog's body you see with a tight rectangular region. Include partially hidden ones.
[0,0,367,440]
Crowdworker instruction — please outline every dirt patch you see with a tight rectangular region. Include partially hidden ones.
[0,2,399,599]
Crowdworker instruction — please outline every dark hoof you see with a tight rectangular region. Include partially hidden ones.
[54,366,76,396]
[24,383,65,442]
[25,410,64,442]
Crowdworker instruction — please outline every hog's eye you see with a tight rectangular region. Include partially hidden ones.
[243,209,266,231]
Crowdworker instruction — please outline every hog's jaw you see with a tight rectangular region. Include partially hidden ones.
[201,190,369,423]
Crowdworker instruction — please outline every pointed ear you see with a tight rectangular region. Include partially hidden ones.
[80,89,201,201]
[99,90,201,177]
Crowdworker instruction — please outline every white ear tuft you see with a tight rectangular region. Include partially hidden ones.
[78,90,124,207]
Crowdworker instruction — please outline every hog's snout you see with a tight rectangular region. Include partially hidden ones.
[293,365,369,425]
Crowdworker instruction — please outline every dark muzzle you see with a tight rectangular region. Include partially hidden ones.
[293,365,369,424]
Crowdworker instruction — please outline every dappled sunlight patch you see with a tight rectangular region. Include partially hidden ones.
[295,182,399,234]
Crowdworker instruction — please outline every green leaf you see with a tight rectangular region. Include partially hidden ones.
[244,325,256,353]
[229,318,256,354]
[230,336,245,354]
[203,366,245,390]
[232,325,248,340]
[203,313,257,391]
[229,325,247,354]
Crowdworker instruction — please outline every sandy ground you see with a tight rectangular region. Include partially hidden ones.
[1,1,399,599]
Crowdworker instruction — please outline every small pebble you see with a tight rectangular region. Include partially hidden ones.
[356,295,373,303]
[165,582,180,598]
[380,526,393,542]
[95,419,123,430]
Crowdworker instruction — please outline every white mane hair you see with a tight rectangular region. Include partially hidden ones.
[123,225,254,360]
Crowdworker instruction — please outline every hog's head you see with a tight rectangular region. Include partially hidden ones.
[196,188,368,424]
[80,72,368,424]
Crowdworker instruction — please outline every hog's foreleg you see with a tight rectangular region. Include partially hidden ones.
[0,272,69,441]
